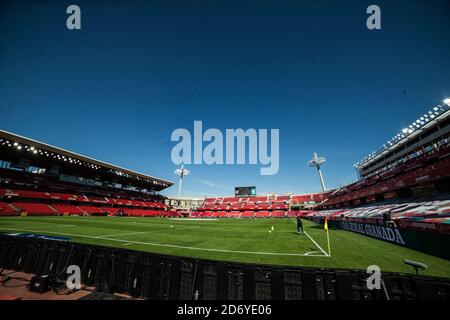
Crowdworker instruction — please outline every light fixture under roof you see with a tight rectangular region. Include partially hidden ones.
[355,98,450,168]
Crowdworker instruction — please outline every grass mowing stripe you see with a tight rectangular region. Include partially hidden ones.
[0,226,329,257]
[1,217,449,278]
[94,230,155,239]
[95,225,202,239]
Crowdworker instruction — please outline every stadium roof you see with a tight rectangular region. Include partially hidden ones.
[0,130,174,191]
[354,99,450,170]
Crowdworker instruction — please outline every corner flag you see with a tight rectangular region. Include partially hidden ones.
[324,218,331,256]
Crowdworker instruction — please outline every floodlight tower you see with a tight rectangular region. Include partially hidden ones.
[174,164,190,197]
[308,153,327,192]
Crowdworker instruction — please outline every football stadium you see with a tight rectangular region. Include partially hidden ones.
[1,98,450,300]
[1,0,450,305]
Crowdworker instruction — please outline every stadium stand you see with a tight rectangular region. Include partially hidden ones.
[192,193,324,218]
[78,205,108,215]
[52,204,85,215]
[272,210,286,218]
[227,211,241,218]
[255,211,271,218]
[309,193,450,224]
[201,211,214,218]
[287,210,309,217]
[241,211,255,218]
[216,211,228,218]
[12,202,58,216]
[256,202,271,210]
[0,185,169,217]
[0,130,173,218]
[0,202,16,216]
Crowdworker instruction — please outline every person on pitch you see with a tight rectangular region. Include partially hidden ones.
[296,216,303,234]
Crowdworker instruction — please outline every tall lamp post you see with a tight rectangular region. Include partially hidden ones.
[174,164,190,197]
[308,153,327,192]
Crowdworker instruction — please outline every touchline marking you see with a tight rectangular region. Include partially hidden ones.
[94,230,154,239]
[304,230,329,257]
[0,226,330,258]
[291,219,330,257]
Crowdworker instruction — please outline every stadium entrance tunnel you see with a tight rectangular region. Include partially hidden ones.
[0,234,449,300]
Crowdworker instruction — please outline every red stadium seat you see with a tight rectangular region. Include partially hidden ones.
[189,211,201,218]
[227,211,241,218]
[271,211,286,218]
[78,206,108,215]
[0,202,17,216]
[216,203,228,211]
[272,202,288,210]
[255,211,271,218]
[125,209,161,217]
[12,202,58,216]
[241,211,255,218]
[201,211,214,218]
[243,203,257,210]
[53,204,84,215]
[256,203,271,210]
[230,203,243,211]
[50,193,79,201]
[216,211,228,218]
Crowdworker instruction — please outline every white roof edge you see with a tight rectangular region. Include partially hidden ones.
[0,129,175,185]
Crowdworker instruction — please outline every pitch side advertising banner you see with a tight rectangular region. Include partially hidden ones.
[335,220,450,260]
[340,221,405,245]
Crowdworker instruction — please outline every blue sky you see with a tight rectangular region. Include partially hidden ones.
[0,0,449,197]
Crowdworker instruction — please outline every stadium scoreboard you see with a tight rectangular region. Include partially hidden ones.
[235,186,256,197]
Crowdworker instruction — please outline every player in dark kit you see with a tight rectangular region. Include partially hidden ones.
[296,216,303,234]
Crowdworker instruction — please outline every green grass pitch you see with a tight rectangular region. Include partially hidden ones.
[0,216,449,278]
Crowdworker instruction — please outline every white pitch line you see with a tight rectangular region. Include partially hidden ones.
[303,230,329,257]
[94,230,154,239]
[96,225,203,239]
[291,219,329,257]
[304,251,322,256]
[0,227,330,258]
[8,223,78,229]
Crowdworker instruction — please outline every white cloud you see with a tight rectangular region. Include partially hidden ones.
[194,179,230,191]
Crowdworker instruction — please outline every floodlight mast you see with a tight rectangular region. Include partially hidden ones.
[174,164,190,197]
[308,152,327,192]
